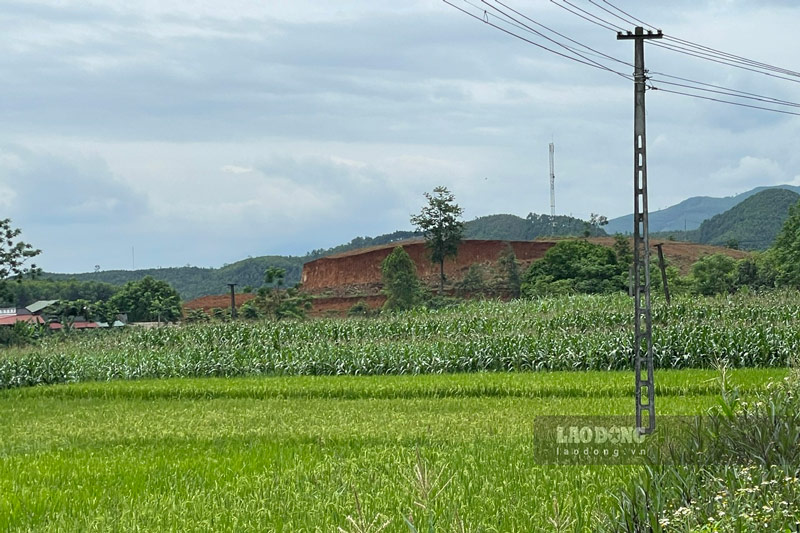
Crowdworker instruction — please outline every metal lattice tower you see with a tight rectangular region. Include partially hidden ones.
[618,27,662,435]
[549,143,556,227]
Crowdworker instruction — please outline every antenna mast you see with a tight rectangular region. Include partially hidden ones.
[549,143,556,226]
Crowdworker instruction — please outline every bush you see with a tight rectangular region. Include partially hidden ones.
[691,254,737,296]
[347,300,377,318]
[521,240,626,297]
[381,247,422,312]
[496,245,522,297]
[456,263,489,297]
[0,321,43,347]
[184,308,210,323]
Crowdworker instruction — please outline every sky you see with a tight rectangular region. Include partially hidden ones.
[2,0,800,273]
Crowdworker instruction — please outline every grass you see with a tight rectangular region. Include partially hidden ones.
[0,369,787,532]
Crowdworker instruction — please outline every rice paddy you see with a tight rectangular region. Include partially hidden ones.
[0,369,787,532]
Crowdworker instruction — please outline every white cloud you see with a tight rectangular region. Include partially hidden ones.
[221,164,254,174]
[2,1,800,271]
[709,156,785,187]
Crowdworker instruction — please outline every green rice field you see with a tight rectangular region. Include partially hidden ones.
[0,369,788,532]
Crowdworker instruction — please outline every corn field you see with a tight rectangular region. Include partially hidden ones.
[1,291,799,389]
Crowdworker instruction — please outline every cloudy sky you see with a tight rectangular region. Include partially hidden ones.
[2,0,800,272]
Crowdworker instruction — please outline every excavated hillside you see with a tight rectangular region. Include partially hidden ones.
[184,238,749,317]
[302,239,553,295]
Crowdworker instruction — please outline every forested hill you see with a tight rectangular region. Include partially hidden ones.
[44,212,601,300]
[690,188,800,250]
[464,213,606,240]
[605,184,800,234]
[45,256,304,302]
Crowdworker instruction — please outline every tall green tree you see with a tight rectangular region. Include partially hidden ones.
[381,246,422,311]
[110,276,182,322]
[0,219,41,301]
[410,186,464,294]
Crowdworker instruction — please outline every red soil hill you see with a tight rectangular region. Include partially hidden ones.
[302,239,554,294]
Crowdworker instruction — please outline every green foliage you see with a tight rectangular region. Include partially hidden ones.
[47,299,119,323]
[771,199,800,289]
[239,300,260,320]
[184,308,210,323]
[347,300,377,318]
[210,307,229,321]
[732,254,779,291]
[0,219,41,301]
[613,234,632,266]
[463,213,609,240]
[521,240,626,297]
[0,321,44,347]
[496,245,521,297]
[584,213,609,237]
[694,188,800,250]
[44,255,305,301]
[110,276,182,322]
[605,373,800,532]
[455,263,488,297]
[410,186,465,293]
[305,230,422,260]
[0,279,119,307]
[690,253,738,296]
[252,268,312,320]
[381,247,422,312]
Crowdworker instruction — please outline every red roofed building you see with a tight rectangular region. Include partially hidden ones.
[0,315,45,326]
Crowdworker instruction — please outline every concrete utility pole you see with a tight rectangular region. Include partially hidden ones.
[618,26,662,435]
[227,283,238,319]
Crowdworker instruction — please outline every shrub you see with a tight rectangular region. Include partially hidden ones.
[347,300,377,318]
[521,240,626,297]
[381,247,422,312]
[691,254,737,296]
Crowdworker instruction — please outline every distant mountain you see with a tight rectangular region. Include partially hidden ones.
[690,188,800,250]
[605,184,800,234]
[45,213,601,300]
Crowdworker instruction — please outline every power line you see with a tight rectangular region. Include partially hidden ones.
[648,85,800,117]
[487,0,633,68]
[549,0,618,32]
[597,0,800,78]
[598,0,651,29]
[652,72,800,107]
[443,0,633,80]
[649,41,800,83]
[660,36,800,77]
[555,0,625,32]
[479,0,633,77]
[447,0,800,116]
[586,0,636,27]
